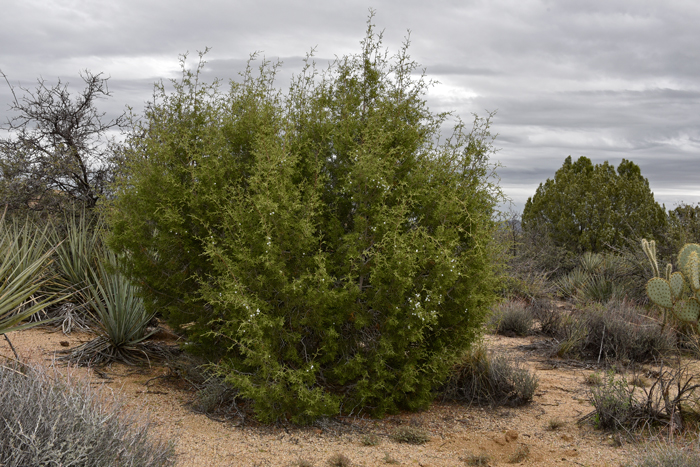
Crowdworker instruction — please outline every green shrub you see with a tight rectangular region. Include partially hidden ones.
[0,364,174,466]
[108,19,501,422]
[442,345,538,407]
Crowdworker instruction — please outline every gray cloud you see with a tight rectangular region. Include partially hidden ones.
[1,0,699,212]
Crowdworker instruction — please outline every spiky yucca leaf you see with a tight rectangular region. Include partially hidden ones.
[51,212,104,294]
[0,220,63,336]
[63,250,159,365]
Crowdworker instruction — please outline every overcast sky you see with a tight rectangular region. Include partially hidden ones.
[1,0,699,213]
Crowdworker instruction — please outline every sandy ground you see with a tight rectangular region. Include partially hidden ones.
[0,326,656,466]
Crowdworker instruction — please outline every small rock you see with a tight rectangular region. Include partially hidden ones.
[505,430,518,442]
[59,341,70,347]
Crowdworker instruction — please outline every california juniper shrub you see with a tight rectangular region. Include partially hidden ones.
[108,17,502,422]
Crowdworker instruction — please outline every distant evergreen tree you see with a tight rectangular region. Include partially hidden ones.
[522,156,666,253]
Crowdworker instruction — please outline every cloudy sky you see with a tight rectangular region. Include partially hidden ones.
[1,0,698,212]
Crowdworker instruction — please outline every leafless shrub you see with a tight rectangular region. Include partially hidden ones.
[586,362,700,433]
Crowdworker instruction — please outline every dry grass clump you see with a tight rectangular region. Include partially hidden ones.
[391,426,431,445]
[546,418,565,431]
[487,300,533,336]
[290,459,315,467]
[383,452,399,464]
[327,453,352,466]
[507,445,530,463]
[584,372,603,386]
[360,433,381,446]
[552,301,674,363]
[461,453,491,465]
[0,363,174,467]
[442,345,538,407]
[627,443,700,467]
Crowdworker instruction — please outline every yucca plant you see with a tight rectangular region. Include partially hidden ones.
[63,249,160,365]
[50,212,104,294]
[46,212,105,332]
[0,214,65,340]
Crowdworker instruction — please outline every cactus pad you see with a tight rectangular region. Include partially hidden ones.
[689,252,700,291]
[678,243,700,277]
[646,277,674,309]
[673,298,700,323]
[669,272,685,300]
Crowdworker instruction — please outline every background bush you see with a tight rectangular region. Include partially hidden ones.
[552,301,673,362]
[487,300,533,336]
[108,22,502,422]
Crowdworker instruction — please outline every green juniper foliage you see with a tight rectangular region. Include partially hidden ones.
[108,19,501,422]
[522,156,666,254]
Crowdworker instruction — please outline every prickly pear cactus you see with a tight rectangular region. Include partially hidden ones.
[646,277,673,309]
[642,240,700,332]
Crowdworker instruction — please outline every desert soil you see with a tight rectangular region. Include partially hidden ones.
[1,326,654,467]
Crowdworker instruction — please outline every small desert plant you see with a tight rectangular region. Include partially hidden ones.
[383,452,399,464]
[61,249,164,365]
[327,453,352,467]
[584,372,603,386]
[529,298,563,336]
[193,378,239,415]
[291,460,314,467]
[588,371,642,430]
[553,301,673,362]
[507,445,530,463]
[391,426,431,445]
[0,364,175,467]
[360,433,381,446]
[630,375,649,388]
[461,453,490,466]
[556,268,591,300]
[628,443,700,467]
[546,418,565,431]
[442,345,538,407]
[588,362,700,432]
[488,300,533,336]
